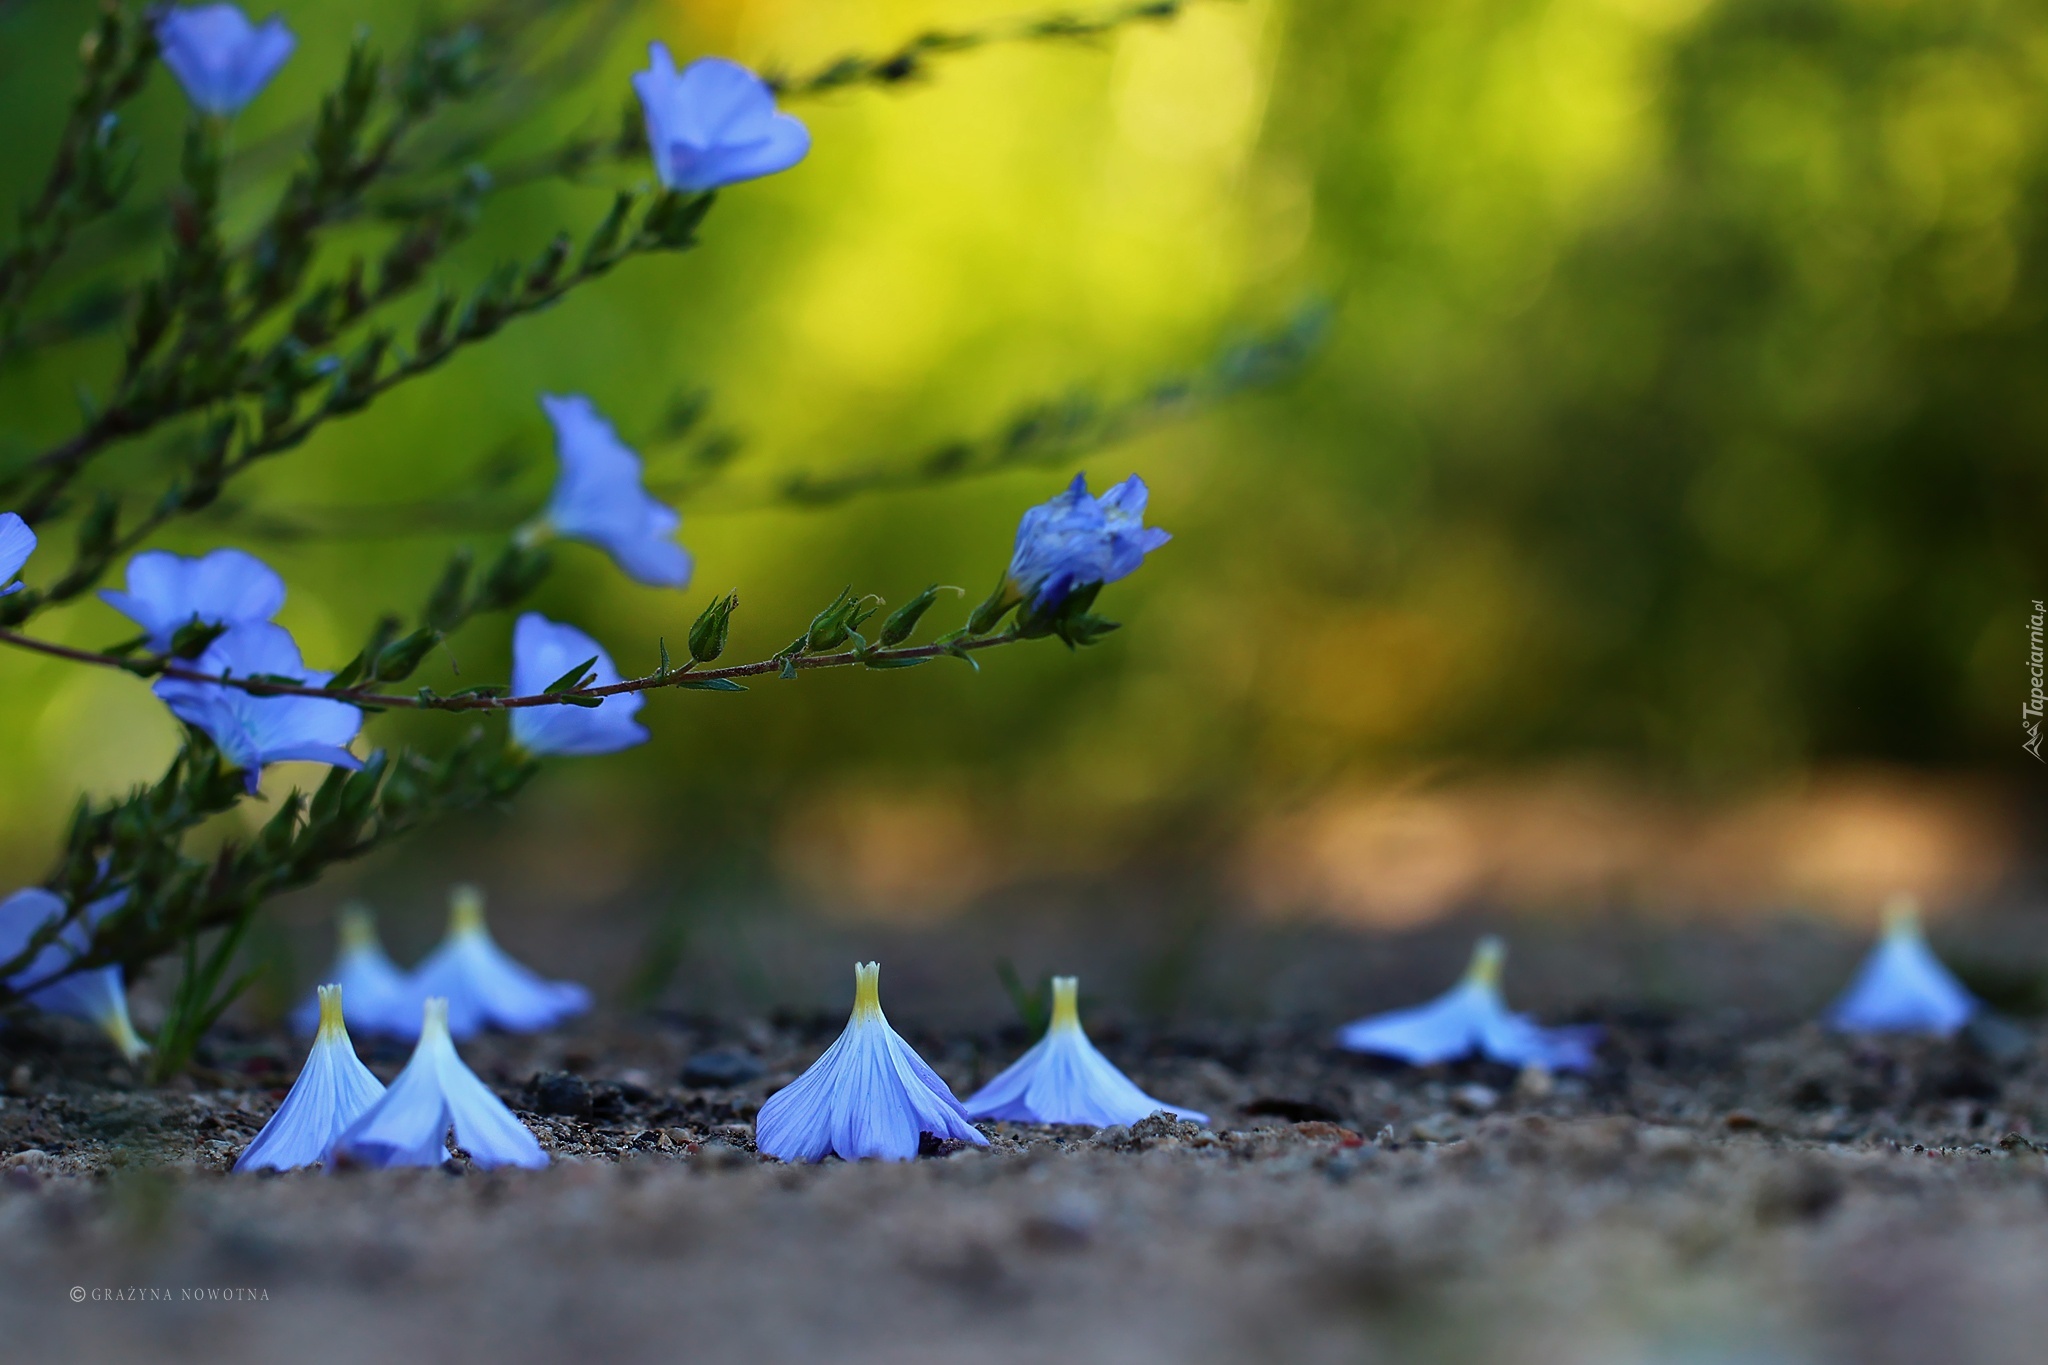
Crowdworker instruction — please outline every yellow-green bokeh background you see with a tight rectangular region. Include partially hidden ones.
[1,0,2043,921]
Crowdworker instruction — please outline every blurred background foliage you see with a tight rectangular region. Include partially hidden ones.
[0,0,2043,960]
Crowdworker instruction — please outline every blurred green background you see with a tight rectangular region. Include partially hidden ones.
[0,0,2043,952]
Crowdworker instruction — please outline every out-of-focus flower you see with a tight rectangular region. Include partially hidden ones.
[100,548,286,652]
[0,888,147,1060]
[507,614,648,757]
[290,905,417,1038]
[408,885,590,1040]
[537,395,690,588]
[1006,473,1171,610]
[964,976,1206,1127]
[632,46,809,192]
[236,984,386,1172]
[756,961,987,1163]
[0,513,33,597]
[156,4,295,116]
[1335,936,1599,1071]
[1825,896,1979,1036]
[332,997,548,1170]
[153,623,362,791]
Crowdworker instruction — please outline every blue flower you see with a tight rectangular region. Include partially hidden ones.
[632,46,810,192]
[0,887,147,1060]
[964,976,1206,1127]
[539,394,691,588]
[1825,897,1979,1036]
[1335,936,1599,1072]
[290,905,417,1038]
[155,4,295,116]
[236,984,386,1173]
[153,623,364,792]
[99,547,286,651]
[756,962,988,1163]
[0,512,34,597]
[507,614,649,757]
[1006,473,1172,610]
[332,997,549,1170]
[408,885,591,1040]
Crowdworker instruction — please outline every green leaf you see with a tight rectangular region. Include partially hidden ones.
[675,677,746,692]
[543,656,599,694]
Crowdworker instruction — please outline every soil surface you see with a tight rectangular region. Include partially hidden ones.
[4,918,2048,1364]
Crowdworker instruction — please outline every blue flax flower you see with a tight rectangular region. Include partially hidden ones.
[156,4,295,116]
[539,394,691,588]
[333,997,549,1170]
[1825,897,1979,1036]
[1335,936,1599,1072]
[100,547,286,651]
[0,888,147,1060]
[236,984,386,1173]
[1007,473,1172,610]
[508,613,648,757]
[632,46,809,192]
[965,976,1207,1127]
[290,905,417,1038]
[408,885,591,1041]
[0,512,33,596]
[153,622,363,791]
[756,962,988,1163]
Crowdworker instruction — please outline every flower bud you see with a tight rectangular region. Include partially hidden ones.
[688,590,738,662]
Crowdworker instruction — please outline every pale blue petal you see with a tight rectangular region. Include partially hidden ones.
[0,888,146,1058]
[965,979,1204,1126]
[100,547,286,650]
[1827,925,1978,1036]
[156,5,295,115]
[633,47,809,191]
[507,614,648,757]
[0,513,34,592]
[236,999,385,1172]
[409,932,590,1039]
[541,394,691,588]
[153,622,361,788]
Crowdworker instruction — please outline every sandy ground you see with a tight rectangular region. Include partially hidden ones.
[4,916,2048,1364]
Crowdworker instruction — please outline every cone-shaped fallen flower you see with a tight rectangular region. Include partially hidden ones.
[407,886,591,1041]
[964,976,1207,1127]
[332,998,548,1170]
[1335,936,1600,1072]
[0,887,148,1061]
[236,985,386,1173]
[756,962,989,1163]
[1825,896,1979,1036]
[289,905,417,1038]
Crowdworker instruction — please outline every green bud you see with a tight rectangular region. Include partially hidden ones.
[688,590,739,662]
[804,586,859,653]
[966,576,1020,636]
[474,543,552,611]
[371,627,442,682]
[879,584,947,647]
[422,549,473,632]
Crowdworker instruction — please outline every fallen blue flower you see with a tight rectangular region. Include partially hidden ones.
[1007,473,1171,611]
[100,547,286,651]
[633,46,810,192]
[1825,897,1979,1036]
[154,623,363,791]
[290,905,418,1038]
[236,984,386,1172]
[508,613,649,757]
[156,4,294,116]
[538,394,691,588]
[332,997,548,1170]
[756,961,988,1163]
[965,975,1206,1127]
[1335,936,1599,1072]
[0,512,32,596]
[0,887,147,1060]
[408,885,591,1040]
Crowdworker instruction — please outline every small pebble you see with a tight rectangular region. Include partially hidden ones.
[681,1049,765,1088]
